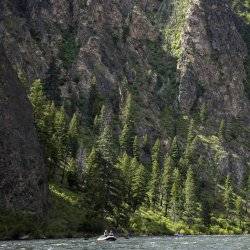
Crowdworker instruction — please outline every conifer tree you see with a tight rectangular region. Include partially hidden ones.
[169,168,183,222]
[29,79,48,122]
[246,174,250,213]
[54,107,69,183]
[29,80,59,177]
[180,136,199,177]
[223,175,234,218]
[148,139,161,208]
[98,124,117,164]
[235,196,244,227]
[68,113,79,157]
[170,136,180,165]
[120,94,136,154]
[183,168,200,226]
[131,158,147,209]
[161,156,174,213]
[84,148,122,219]
[116,153,132,202]
[133,136,140,160]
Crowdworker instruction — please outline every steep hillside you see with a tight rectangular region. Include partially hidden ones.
[0,0,249,238]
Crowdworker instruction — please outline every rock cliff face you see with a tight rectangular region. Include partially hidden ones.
[178,0,249,118]
[177,0,250,185]
[0,0,249,209]
[0,45,48,215]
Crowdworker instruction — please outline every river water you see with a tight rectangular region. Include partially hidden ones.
[0,235,249,250]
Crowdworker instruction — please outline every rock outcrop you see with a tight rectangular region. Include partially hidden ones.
[0,45,48,215]
[178,0,249,119]
[178,0,250,185]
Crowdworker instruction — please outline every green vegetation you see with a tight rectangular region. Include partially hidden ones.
[163,0,191,58]
[6,65,249,239]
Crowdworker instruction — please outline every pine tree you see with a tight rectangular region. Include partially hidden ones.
[53,107,69,183]
[169,168,183,222]
[161,156,174,214]
[29,79,48,122]
[116,153,132,202]
[148,139,161,208]
[131,158,147,209]
[170,136,180,165]
[246,174,250,213]
[98,124,117,164]
[223,175,234,218]
[180,136,199,177]
[122,93,135,124]
[29,80,59,177]
[84,148,123,219]
[133,136,140,160]
[235,196,244,227]
[120,93,136,154]
[183,168,200,226]
[151,139,161,163]
[68,113,79,157]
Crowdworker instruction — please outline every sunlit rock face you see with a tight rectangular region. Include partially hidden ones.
[178,0,249,118]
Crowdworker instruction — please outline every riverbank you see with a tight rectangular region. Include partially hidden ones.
[0,184,249,241]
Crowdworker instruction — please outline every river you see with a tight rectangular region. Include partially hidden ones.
[0,235,249,250]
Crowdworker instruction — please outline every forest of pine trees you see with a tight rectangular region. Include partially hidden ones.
[28,79,250,235]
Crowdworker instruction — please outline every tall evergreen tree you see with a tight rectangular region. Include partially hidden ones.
[120,93,136,154]
[170,136,180,165]
[183,168,200,226]
[68,113,79,157]
[116,153,132,203]
[161,156,174,214]
[133,136,140,160]
[148,139,161,208]
[29,79,48,122]
[131,158,147,210]
[169,168,183,222]
[235,196,244,227]
[53,107,69,183]
[84,148,122,220]
[29,80,59,177]
[98,124,117,164]
[223,175,234,218]
[246,174,250,213]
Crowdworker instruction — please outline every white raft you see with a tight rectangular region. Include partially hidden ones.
[97,235,117,241]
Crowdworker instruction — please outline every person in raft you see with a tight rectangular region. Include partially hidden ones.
[109,230,114,236]
[104,230,108,237]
